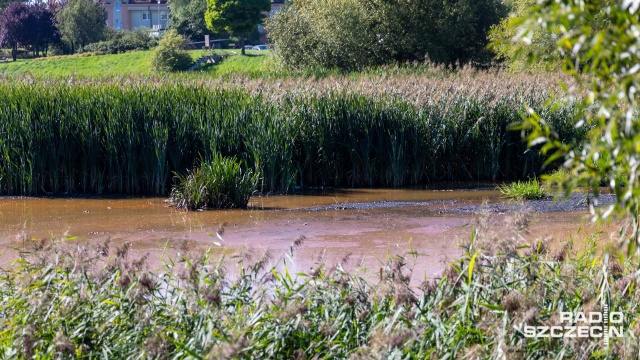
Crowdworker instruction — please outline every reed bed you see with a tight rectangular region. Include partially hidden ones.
[0,218,637,358]
[0,70,585,195]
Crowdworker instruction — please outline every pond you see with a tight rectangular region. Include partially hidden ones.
[0,188,609,279]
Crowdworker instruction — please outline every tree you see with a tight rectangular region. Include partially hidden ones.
[24,4,59,57]
[151,29,192,71]
[488,0,559,71]
[268,0,379,70]
[0,2,58,61]
[0,2,29,61]
[511,1,640,253]
[56,0,106,52]
[169,0,217,40]
[205,0,270,55]
[488,0,612,71]
[369,0,508,66]
[267,0,506,70]
[0,0,25,11]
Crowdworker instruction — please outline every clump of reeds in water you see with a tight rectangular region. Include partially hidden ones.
[170,154,259,210]
[1,213,638,358]
[498,178,548,200]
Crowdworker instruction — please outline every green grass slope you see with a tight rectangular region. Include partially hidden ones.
[0,49,275,78]
[194,50,277,77]
[0,51,155,77]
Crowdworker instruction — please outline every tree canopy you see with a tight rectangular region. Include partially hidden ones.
[267,0,507,70]
[0,2,59,60]
[56,0,106,52]
[205,0,270,54]
[169,0,218,40]
[0,0,26,11]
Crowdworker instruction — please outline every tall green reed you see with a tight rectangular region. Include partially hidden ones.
[0,79,586,195]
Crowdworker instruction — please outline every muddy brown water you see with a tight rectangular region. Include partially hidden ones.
[0,189,617,280]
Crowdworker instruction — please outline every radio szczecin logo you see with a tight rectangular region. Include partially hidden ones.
[521,305,624,346]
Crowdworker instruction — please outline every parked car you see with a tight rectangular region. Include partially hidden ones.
[244,45,254,50]
[251,45,268,51]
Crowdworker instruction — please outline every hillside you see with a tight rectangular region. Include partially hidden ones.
[0,49,274,78]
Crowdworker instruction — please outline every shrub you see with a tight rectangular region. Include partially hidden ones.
[151,30,192,71]
[47,42,71,56]
[84,28,157,54]
[170,155,259,210]
[498,178,547,199]
[267,0,376,70]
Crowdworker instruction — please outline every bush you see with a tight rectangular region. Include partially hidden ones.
[84,28,157,54]
[498,178,547,199]
[151,30,192,72]
[170,155,259,210]
[267,0,377,70]
[47,43,71,56]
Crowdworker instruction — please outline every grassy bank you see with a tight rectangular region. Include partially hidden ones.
[194,50,277,77]
[0,72,584,195]
[0,51,157,77]
[0,221,637,358]
[0,50,275,78]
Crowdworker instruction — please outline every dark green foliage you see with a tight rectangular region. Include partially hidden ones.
[0,77,586,196]
[205,0,270,55]
[55,0,106,51]
[168,0,218,40]
[83,28,158,54]
[0,226,635,358]
[170,155,259,209]
[267,0,507,70]
[151,29,192,71]
[0,2,59,60]
[383,0,507,66]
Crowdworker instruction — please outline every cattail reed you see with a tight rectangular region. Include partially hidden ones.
[0,72,584,196]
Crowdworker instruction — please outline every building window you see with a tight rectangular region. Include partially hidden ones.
[143,12,149,20]
[115,1,120,11]
[160,12,167,20]
[115,19,121,29]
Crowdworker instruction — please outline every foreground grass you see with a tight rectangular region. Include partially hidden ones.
[0,218,637,358]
